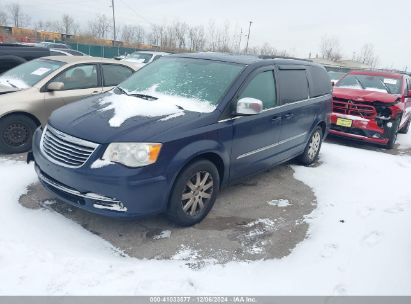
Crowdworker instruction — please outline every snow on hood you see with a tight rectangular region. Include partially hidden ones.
[98,87,216,127]
[0,77,30,90]
[333,87,401,103]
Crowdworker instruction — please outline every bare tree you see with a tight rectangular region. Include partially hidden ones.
[320,36,342,61]
[355,43,379,68]
[89,14,111,39]
[61,14,79,35]
[173,21,188,49]
[188,25,205,52]
[7,3,30,27]
[0,2,7,26]
[121,24,145,44]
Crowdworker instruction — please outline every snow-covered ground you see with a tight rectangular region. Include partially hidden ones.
[1,133,411,295]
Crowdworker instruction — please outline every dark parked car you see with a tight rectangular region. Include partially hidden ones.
[0,43,50,74]
[30,53,332,226]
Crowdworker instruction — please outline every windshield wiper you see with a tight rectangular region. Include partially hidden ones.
[378,79,392,94]
[5,80,18,88]
[116,86,129,95]
[354,77,366,90]
[129,93,158,101]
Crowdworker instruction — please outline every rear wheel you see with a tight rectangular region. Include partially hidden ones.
[298,126,323,166]
[167,160,220,226]
[0,114,37,154]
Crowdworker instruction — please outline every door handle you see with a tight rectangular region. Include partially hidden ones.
[283,113,295,120]
[271,116,282,122]
[92,91,100,95]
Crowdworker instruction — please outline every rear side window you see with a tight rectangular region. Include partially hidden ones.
[278,69,309,104]
[239,71,277,109]
[102,64,133,87]
[308,66,332,97]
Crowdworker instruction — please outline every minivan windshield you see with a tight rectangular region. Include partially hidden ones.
[0,59,64,89]
[118,57,245,106]
[336,74,403,94]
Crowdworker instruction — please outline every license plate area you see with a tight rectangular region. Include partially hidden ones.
[336,118,353,127]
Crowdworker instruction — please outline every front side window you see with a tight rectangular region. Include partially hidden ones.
[278,69,309,104]
[336,74,402,94]
[0,59,64,89]
[239,71,277,109]
[102,64,133,87]
[53,64,98,90]
[118,57,244,107]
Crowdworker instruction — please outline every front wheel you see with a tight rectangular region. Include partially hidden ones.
[0,114,37,154]
[167,160,220,226]
[399,117,410,134]
[298,126,323,166]
[386,119,400,149]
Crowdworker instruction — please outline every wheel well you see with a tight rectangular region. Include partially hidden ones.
[318,121,326,135]
[187,152,225,184]
[166,152,225,210]
[1,112,41,127]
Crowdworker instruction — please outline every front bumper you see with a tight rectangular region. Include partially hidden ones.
[329,113,390,145]
[31,128,169,218]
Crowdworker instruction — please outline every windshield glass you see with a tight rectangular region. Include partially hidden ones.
[126,52,153,63]
[118,57,245,106]
[0,59,64,89]
[336,74,402,94]
[328,71,346,82]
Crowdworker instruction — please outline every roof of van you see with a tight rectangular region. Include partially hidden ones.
[171,52,315,66]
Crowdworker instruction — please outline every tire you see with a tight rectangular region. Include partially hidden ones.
[167,160,220,226]
[298,126,323,166]
[386,119,400,149]
[0,114,38,154]
[399,117,410,134]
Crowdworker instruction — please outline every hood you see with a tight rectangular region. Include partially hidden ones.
[0,84,21,95]
[333,87,401,103]
[48,92,217,144]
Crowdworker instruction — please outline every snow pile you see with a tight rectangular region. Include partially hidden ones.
[1,133,411,295]
[99,88,216,127]
[398,133,411,150]
[90,159,113,169]
[153,230,171,240]
[267,199,291,207]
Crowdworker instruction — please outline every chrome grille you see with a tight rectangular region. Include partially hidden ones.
[40,125,98,168]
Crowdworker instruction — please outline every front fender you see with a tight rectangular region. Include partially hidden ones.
[165,138,230,192]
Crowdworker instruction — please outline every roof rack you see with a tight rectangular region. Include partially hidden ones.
[258,55,312,62]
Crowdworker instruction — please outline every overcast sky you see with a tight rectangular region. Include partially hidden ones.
[8,0,411,70]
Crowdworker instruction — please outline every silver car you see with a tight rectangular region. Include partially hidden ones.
[0,56,139,153]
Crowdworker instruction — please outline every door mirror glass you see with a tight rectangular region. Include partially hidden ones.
[236,97,263,115]
[47,82,64,91]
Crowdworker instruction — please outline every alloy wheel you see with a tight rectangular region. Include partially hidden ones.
[307,131,321,160]
[181,171,214,216]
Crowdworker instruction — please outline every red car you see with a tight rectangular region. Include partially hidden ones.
[330,71,411,148]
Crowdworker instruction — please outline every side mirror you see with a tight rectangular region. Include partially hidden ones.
[236,97,263,115]
[331,81,336,87]
[47,82,64,91]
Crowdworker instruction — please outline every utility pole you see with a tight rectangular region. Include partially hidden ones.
[111,0,116,44]
[238,28,243,53]
[245,21,253,54]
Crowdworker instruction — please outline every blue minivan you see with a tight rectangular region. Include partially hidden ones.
[30,53,332,226]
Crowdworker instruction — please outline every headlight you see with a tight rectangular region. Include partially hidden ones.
[102,143,162,168]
